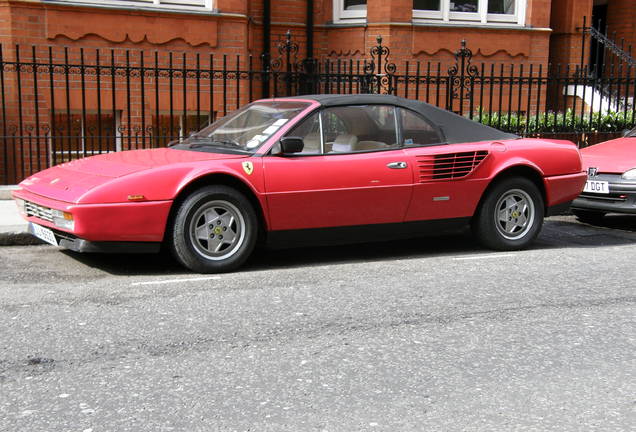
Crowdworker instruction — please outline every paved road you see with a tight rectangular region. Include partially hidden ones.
[1,216,635,431]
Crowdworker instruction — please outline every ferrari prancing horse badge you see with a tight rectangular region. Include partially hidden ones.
[242,161,254,175]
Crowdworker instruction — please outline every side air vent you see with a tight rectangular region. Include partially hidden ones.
[417,151,489,182]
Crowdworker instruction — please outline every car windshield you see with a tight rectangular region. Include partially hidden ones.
[174,101,309,153]
[626,127,636,137]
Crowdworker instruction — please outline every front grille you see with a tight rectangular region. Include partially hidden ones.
[24,200,54,222]
[417,150,489,182]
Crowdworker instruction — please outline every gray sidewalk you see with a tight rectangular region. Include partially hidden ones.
[0,186,41,246]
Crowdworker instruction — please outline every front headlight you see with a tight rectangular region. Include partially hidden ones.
[52,209,74,231]
[621,168,636,180]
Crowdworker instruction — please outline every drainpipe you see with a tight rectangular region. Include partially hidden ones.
[306,0,314,59]
[302,0,315,94]
[262,0,271,98]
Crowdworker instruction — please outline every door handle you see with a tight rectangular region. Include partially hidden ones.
[387,161,408,169]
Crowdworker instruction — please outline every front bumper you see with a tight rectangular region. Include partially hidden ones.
[27,223,161,253]
[13,189,173,243]
[571,174,636,214]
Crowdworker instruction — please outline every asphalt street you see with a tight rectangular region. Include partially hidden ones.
[0,216,635,431]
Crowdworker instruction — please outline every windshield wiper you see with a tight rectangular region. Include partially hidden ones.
[187,138,242,148]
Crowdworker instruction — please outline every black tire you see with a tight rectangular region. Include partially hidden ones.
[170,185,258,273]
[472,177,544,250]
[571,209,605,225]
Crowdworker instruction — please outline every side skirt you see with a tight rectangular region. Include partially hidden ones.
[265,217,471,249]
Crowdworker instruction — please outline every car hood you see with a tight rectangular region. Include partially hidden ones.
[580,137,636,174]
[19,148,247,203]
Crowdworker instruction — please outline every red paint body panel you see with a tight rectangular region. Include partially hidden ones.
[579,137,636,173]
[544,172,588,207]
[402,138,584,220]
[263,150,413,230]
[13,189,171,242]
[21,148,248,204]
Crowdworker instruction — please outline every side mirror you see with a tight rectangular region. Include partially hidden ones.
[279,137,304,154]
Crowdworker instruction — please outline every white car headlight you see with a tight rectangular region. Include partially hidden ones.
[52,209,74,231]
[621,168,636,180]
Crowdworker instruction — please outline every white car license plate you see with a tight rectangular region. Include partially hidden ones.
[583,180,609,194]
[30,223,58,246]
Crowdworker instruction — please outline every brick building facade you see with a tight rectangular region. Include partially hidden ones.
[1,1,632,78]
[0,0,634,184]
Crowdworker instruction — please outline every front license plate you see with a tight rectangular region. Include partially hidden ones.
[583,180,609,194]
[29,222,58,246]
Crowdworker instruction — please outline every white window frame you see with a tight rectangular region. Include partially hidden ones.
[333,0,367,24]
[45,0,215,12]
[50,110,123,161]
[413,0,526,26]
[155,110,215,142]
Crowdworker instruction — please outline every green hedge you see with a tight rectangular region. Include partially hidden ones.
[474,109,635,134]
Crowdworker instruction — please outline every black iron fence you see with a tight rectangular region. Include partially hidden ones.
[1,31,635,185]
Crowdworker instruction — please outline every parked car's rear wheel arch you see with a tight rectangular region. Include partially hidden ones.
[478,165,547,215]
[471,166,546,250]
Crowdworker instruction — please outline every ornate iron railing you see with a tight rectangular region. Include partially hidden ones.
[1,33,635,184]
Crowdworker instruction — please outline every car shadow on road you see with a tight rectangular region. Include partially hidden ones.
[586,214,636,232]
[62,230,482,276]
[60,215,636,276]
[537,214,636,248]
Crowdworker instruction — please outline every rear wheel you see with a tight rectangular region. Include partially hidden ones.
[472,177,544,250]
[572,209,605,225]
[170,185,257,273]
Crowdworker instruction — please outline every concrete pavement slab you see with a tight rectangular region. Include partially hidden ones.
[0,185,20,200]
[0,196,42,246]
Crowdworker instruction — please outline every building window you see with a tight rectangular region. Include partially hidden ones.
[52,112,121,162]
[45,0,215,12]
[414,0,525,25]
[334,0,367,23]
[154,111,214,146]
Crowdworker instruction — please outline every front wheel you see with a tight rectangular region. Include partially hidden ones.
[170,185,258,273]
[472,177,544,250]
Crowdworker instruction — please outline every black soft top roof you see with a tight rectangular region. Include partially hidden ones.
[283,94,518,144]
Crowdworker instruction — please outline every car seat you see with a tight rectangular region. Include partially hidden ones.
[329,134,358,153]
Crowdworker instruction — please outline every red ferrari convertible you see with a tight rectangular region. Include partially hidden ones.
[13,95,586,272]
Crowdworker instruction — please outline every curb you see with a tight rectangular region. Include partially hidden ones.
[0,188,42,246]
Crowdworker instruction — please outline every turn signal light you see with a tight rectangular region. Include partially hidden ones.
[52,209,74,231]
[127,195,146,201]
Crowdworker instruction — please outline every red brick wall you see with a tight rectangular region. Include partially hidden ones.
[549,0,593,67]
[606,0,636,57]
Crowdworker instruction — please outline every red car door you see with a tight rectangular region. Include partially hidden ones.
[263,150,413,230]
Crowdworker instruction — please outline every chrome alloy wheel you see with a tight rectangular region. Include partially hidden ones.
[188,200,246,261]
[494,188,535,240]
